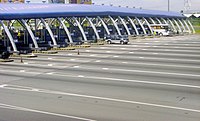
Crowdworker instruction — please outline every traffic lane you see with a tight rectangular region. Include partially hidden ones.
[2,58,200,75]
[3,75,200,109]
[12,54,200,68]
[67,49,200,60]
[1,60,200,86]
[88,46,200,55]
[0,107,83,121]
[29,53,200,66]
[0,84,200,121]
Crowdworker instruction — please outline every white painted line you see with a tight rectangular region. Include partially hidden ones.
[0,103,95,121]
[153,53,158,55]
[113,56,119,58]
[129,52,134,54]
[0,84,7,88]
[24,62,29,65]
[70,59,76,61]
[102,68,109,70]
[142,49,147,50]
[90,55,96,57]
[122,62,128,64]
[46,72,54,75]
[85,50,90,52]
[68,54,73,56]
[106,51,111,53]
[48,58,52,60]
[139,57,144,59]
[19,70,25,72]
[78,75,84,78]
[48,64,53,66]
[73,66,80,68]
[1,84,200,113]
[95,60,101,63]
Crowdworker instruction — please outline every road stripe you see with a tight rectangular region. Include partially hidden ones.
[0,103,96,121]
[0,85,200,113]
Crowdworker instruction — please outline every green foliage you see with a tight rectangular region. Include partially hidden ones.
[189,17,200,34]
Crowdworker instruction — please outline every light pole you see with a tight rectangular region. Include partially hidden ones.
[168,0,170,11]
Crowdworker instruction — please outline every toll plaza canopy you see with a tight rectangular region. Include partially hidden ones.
[0,3,185,20]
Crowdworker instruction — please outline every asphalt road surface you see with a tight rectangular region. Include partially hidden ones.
[0,35,200,121]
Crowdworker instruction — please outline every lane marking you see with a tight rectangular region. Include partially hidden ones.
[70,59,76,61]
[113,56,119,58]
[48,64,53,66]
[0,103,95,121]
[43,72,200,89]
[1,85,199,114]
[68,54,73,56]
[73,66,80,68]
[48,58,52,60]
[95,60,101,63]
[102,68,109,70]
[19,70,25,72]
[122,62,128,64]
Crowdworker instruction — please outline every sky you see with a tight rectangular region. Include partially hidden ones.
[92,0,200,12]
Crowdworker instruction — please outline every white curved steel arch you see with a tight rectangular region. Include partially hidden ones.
[57,17,73,43]
[118,16,131,35]
[40,18,57,46]
[20,19,39,49]
[135,17,147,35]
[97,16,110,35]
[72,17,87,41]
[127,17,139,35]
[143,17,153,35]
[108,16,121,35]
[86,16,100,40]
[0,20,18,52]
[173,19,182,33]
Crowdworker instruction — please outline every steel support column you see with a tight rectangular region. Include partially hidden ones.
[57,17,73,43]
[108,16,121,35]
[20,19,39,49]
[149,17,156,24]
[118,16,131,35]
[73,17,87,41]
[0,20,18,52]
[187,20,195,34]
[167,18,177,32]
[127,17,139,35]
[135,17,147,35]
[177,19,186,32]
[156,18,162,24]
[173,19,182,33]
[97,16,110,35]
[40,18,57,46]
[86,17,100,40]
[143,17,153,35]
[183,19,191,33]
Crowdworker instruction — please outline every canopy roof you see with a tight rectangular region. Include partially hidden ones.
[0,3,185,20]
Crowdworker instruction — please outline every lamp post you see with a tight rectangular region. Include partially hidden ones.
[168,0,170,11]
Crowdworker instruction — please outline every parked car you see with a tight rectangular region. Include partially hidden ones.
[105,35,129,44]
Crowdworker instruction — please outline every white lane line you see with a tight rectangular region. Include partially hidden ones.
[19,70,25,72]
[113,56,119,58]
[106,51,111,53]
[70,59,76,61]
[102,68,109,70]
[139,57,144,59]
[90,55,96,57]
[44,72,200,89]
[73,66,80,68]
[0,103,95,121]
[85,50,90,52]
[68,54,73,56]
[1,84,200,113]
[48,58,52,60]
[95,60,101,63]
[122,62,128,64]
[129,52,134,54]
[24,62,29,65]
[48,64,53,66]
